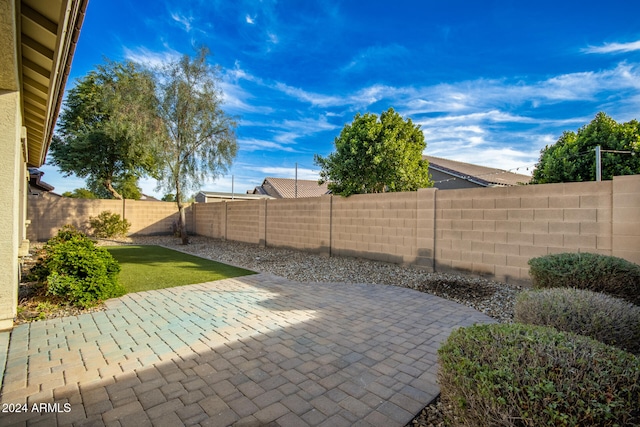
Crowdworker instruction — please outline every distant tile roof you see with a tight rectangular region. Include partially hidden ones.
[197,191,273,202]
[424,156,531,187]
[28,168,54,194]
[252,177,330,198]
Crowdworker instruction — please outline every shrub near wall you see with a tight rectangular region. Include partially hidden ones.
[438,323,640,427]
[515,288,640,355]
[528,252,640,305]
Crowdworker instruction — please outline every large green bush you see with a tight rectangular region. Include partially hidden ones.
[89,211,131,238]
[528,252,640,305]
[29,226,125,307]
[438,323,640,427]
[26,225,87,283]
[515,288,640,355]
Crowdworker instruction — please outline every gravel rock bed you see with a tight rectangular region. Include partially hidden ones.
[127,235,524,324]
[28,234,525,426]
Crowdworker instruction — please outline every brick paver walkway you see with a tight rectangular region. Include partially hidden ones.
[0,273,494,426]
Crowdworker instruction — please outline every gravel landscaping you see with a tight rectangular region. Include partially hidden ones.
[128,235,524,324]
[21,234,525,426]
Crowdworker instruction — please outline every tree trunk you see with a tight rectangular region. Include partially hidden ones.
[178,205,189,245]
[104,179,123,199]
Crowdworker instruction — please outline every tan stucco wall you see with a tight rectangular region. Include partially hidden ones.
[0,90,22,330]
[0,0,22,330]
[0,0,20,91]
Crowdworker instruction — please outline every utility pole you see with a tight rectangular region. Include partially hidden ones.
[595,145,601,182]
[595,145,635,182]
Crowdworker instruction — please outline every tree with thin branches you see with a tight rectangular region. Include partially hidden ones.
[154,48,238,244]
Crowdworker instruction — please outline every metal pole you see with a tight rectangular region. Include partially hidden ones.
[595,145,601,182]
[295,163,298,198]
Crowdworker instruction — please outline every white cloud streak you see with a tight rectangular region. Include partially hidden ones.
[170,12,193,32]
[123,47,181,68]
[239,138,297,153]
[583,40,640,54]
[244,166,320,181]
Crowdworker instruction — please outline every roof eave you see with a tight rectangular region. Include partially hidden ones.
[24,0,88,168]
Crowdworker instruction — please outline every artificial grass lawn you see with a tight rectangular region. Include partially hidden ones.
[106,245,255,293]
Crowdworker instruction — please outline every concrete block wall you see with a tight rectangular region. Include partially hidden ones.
[27,175,640,285]
[434,180,614,284]
[224,200,262,245]
[416,188,437,268]
[612,175,640,264]
[331,192,418,264]
[28,195,122,240]
[193,202,226,239]
[124,200,192,236]
[265,196,331,253]
[27,195,192,240]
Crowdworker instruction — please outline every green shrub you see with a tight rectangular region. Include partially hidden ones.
[26,225,89,282]
[27,226,124,307]
[89,211,131,238]
[438,323,640,427]
[45,236,124,307]
[515,288,640,355]
[47,224,88,245]
[528,252,640,305]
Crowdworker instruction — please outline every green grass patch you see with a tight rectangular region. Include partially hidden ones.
[106,245,255,293]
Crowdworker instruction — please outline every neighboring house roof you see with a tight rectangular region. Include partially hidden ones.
[251,177,330,198]
[196,191,274,202]
[424,155,532,188]
[28,168,54,194]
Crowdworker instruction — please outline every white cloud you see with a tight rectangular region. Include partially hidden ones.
[239,138,297,152]
[583,40,640,54]
[341,44,410,73]
[245,14,256,24]
[267,32,279,44]
[274,82,342,107]
[123,47,181,68]
[170,12,193,32]
[245,166,320,180]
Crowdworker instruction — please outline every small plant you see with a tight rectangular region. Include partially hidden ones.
[515,288,640,355]
[528,252,640,305]
[89,211,131,238]
[438,323,640,426]
[35,301,59,320]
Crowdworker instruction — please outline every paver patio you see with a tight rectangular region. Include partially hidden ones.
[0,273,494,426]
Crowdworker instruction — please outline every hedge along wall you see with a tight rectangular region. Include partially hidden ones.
[29,175,640,285]
[27,193,194,239]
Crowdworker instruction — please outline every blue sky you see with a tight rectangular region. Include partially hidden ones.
[41,0,640,197]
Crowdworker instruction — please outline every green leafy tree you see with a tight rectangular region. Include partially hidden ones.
[532,112,640,183]
[62,188,98,199]
[154,47,237,244]
[50,61,162,199]
[161,194,176,202]
[315,108,432,196]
